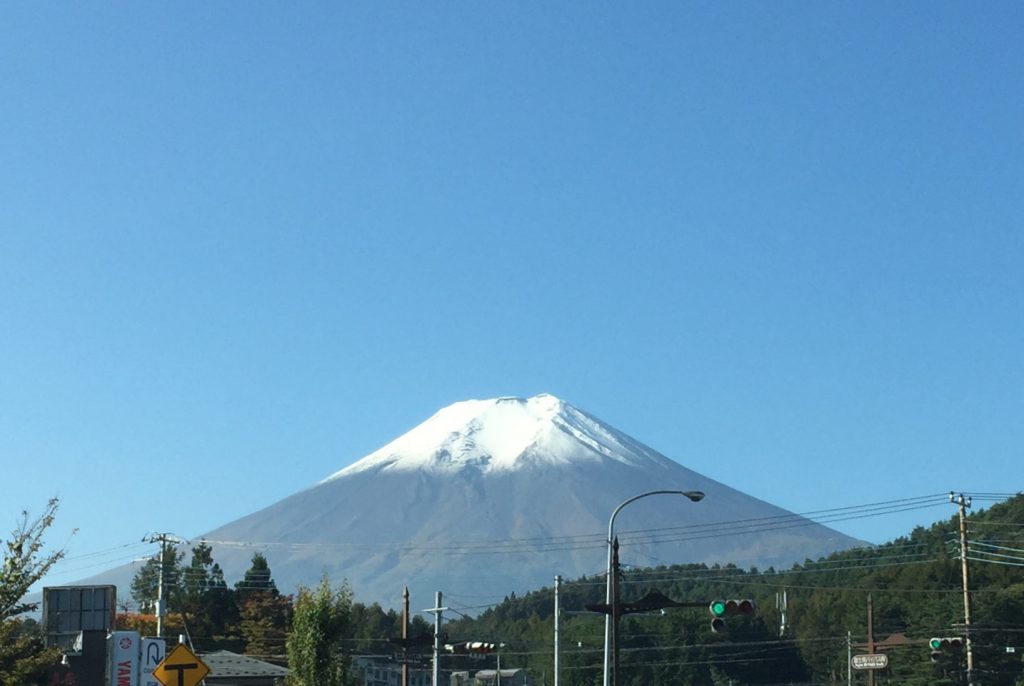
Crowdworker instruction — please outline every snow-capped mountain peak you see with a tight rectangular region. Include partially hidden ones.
[324,393,668,480]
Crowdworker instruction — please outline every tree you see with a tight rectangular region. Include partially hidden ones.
[240,591,292,659]
[1,498,70,684]
[235,553,289,657]
[235,552,278,601]
[178,541,238,649]
[286,575,355,686]
[130,545,183,613]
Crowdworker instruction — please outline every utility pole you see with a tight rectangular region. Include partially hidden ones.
[402,586,410,686]
[952,492,977,686]
[553,575,561,686]
[867,594,876,686]
[142,532,181,639]
[847,631,852,685]
[776,590,788,637]
[424,591,448,686]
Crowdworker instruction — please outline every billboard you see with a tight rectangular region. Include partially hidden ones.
[42,585,117,649]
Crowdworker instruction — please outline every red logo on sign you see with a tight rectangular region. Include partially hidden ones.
[120,637,132,649]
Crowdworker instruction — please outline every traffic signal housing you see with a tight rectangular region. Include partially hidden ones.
[929,636,963,662]
[708,599,756,633]
[445,641,499,654]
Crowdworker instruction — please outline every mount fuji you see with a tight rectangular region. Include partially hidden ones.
[176,394,863,609]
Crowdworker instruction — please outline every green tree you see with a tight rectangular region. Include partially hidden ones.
[0,498,70,684]
[130,545,183,613]
[286,575,355,686]
[178,541,238,650]
[235,552,279,601]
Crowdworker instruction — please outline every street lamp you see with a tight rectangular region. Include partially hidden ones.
[602,489,704,686]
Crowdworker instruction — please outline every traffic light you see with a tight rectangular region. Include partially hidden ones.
[708,599,756,633]
[445,641,498,654]
[929,637,963,662]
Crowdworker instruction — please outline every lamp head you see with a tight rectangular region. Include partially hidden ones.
[682,490,705,502]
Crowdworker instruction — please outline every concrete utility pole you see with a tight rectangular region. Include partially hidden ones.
[424,592,448,686]
[867,594,876,686]
[553,575,561,686]
[142,532,181,638]
[847,631,852,685]
[952,492,977,685]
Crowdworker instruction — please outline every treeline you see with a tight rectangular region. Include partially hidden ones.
[126,543,431,660]
[444,494,1024,686]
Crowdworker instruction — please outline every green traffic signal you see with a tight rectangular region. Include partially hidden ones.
[929,638,943,650]
[709,600,727,617]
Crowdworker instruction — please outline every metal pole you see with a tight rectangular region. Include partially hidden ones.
[602,490,704,686]
[611,539,621,686]
[553,575,561,686]
[954,493,976,685]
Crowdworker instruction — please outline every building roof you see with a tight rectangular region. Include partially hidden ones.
[200,650,291,679]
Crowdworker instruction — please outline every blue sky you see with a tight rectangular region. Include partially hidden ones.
[2,3,1021,588]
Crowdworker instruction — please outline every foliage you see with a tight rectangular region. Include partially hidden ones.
[286,574,356,686]
[0,498,69,684]
[178,541,240,651]
[240,590,293,658]
[0,618,58,686]
[1,498,72,620]
[443,494,1024,686]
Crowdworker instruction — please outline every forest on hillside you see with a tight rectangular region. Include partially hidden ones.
[442,493,1024,685]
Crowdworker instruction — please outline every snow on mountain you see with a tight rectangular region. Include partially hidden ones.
[326,394,673,478]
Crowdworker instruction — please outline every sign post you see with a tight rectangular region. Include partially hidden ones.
[151,644,210,686]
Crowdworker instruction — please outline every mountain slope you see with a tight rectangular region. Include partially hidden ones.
[194,394,863,608]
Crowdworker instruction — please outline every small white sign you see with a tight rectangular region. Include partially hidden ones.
[851,653,888,670]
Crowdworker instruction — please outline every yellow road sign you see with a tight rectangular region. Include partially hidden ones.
[151,643,210,686]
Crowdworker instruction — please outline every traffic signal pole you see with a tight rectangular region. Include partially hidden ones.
[953,493,976,685]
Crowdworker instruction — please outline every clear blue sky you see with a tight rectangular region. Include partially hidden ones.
[3,3,1021,588]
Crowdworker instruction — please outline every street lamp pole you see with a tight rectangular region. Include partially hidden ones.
[602,489,704,686]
